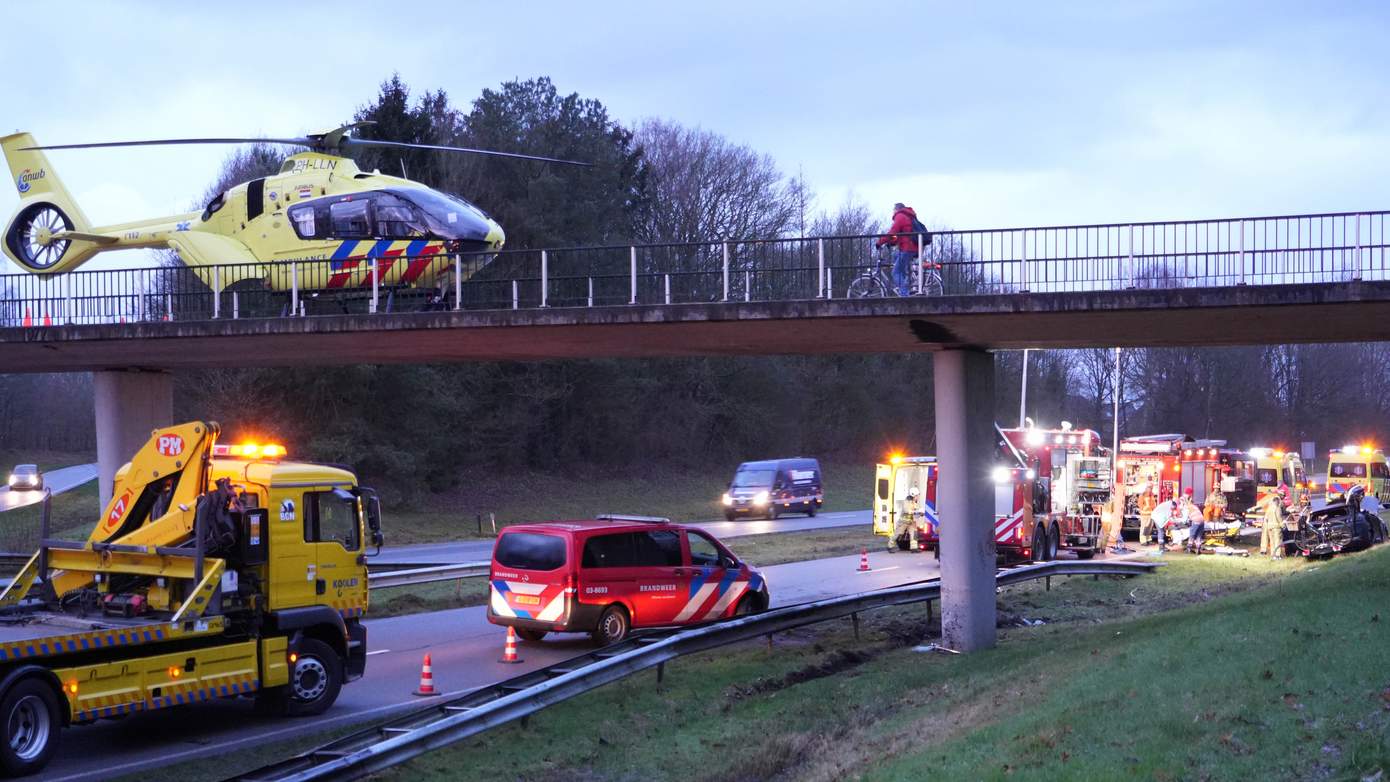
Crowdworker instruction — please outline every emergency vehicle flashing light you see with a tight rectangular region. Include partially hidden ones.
[212,443,287,460]
[992,467,1010,483]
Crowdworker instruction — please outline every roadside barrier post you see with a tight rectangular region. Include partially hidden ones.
[851,612,860,640]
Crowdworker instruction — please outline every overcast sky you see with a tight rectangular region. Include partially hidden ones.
[2,1,1387,273]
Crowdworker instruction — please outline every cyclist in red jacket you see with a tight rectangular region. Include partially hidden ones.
[876,203,920,296]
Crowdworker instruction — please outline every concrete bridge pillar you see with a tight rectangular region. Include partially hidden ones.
[93,370,173,509]
[933,349,998,652]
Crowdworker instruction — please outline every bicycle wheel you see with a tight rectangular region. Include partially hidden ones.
[919,271,944,297]
[847,274,888,298]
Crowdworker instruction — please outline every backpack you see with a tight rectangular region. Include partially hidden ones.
[907,214,932,245]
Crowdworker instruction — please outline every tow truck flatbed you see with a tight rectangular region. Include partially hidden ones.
[0,609,225,661]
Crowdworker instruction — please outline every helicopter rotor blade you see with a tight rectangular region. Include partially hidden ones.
[342,138,593,167]
[21,137,314,151]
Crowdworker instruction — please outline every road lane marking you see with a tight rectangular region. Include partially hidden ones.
[857,566,900,574]
[366,649,391,656]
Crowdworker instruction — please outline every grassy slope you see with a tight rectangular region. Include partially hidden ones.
[371,549,1390,782]
[388,460,872,544]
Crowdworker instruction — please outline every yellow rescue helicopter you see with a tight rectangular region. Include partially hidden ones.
[1,124,587,296]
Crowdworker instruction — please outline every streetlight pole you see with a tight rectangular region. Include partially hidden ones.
[1111,347,1122,475]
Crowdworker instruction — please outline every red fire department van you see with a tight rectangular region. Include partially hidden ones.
[487,515,770,645]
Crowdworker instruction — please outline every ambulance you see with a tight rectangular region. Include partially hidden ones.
[871,455,939,551]
[1326,445,1390,504]
[1247,447,1307,510]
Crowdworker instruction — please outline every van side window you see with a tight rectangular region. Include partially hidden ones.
[687,531,722,567]
[1373,462,1390,479]
[877,478,889,500]
[582,533,636,568]
[636,530,682,567]
[303,490,359,551]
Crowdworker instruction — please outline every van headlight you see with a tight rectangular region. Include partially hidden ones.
[753,491,769,506]
[721,493,733,506]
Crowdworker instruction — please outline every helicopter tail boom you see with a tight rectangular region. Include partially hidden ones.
[3,132,100,274]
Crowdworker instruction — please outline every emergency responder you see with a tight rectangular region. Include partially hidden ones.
[1137,486,1158,546]
[1178,487,1204,553]
[1203,479,1227,523]
[1100,490,1126,554]
[1150,497,1177,551]
[1256,488,1287,558]
[889,486,922,552]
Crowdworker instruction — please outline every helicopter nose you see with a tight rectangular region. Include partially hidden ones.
[485,219,505,251]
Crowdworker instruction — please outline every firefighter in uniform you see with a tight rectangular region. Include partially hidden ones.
[1256,488,1287,558]
[1203,480,1227,523]
[890,486,922,552]
[1137,486,1158,546]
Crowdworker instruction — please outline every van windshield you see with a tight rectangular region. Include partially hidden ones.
[1331,462,1368,478]
[496,532,566,571]
[732,469,775,488]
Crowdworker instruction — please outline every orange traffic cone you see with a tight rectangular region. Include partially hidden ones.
[499,626,523,664]
[858,548,871,572]
[22,309,32,327]
[413,653,440,696]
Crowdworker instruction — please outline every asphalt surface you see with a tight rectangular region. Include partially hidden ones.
[376,508,869,564]
[0,463,97,512]
[42,546,934,782]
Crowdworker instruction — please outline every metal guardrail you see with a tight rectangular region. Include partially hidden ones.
[2,210,1387,327]
[366,562,488,590]
[231,559,1160,782]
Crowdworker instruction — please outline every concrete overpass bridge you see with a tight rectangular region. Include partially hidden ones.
[2,208,1386,653]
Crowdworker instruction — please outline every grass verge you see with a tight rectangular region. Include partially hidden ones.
[368,547,1390,781]
[386,460,872,544]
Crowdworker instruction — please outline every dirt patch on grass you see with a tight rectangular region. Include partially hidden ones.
[722,649,875,709]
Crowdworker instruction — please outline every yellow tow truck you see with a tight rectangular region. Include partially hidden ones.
[0,421,381,776]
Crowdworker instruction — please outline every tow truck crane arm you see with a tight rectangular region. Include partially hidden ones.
[1,421,223,607]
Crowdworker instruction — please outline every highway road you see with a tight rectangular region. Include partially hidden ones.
[44,547,938,782]
[0,463,97,512]
[377,508,870,564]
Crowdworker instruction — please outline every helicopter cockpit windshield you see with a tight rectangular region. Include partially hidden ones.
[390,188,493,241]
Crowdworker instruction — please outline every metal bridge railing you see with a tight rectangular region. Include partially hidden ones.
[1,210,1385,328]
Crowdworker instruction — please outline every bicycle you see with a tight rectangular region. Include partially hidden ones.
[847,242,943,298]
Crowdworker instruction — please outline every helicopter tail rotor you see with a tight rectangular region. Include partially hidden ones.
[2,133,96,273]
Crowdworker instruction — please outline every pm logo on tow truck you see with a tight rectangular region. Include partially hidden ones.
[156,434,185,457]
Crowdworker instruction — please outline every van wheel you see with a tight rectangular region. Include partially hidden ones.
[725,511,737,522]
[768,506,780,520]
[516,629,547,643]
[807,504,817,518]
[0,678,59,777]
[734,594,760,616]
[592,606,629,646]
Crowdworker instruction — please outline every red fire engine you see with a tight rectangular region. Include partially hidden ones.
[994,422,1112,561]
[1116,435,1256,534]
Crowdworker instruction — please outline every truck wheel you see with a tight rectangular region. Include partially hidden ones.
[1075,548,1095,560]
[283,639,344,717]
[725,511,737,522]
[1047,524,1060,560]
[516,629,547,643]
[592,605,629,646]
[0,678,60,777]
[1031,525,1046,562]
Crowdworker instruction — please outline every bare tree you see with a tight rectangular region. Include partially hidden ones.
[635,119,802,244]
